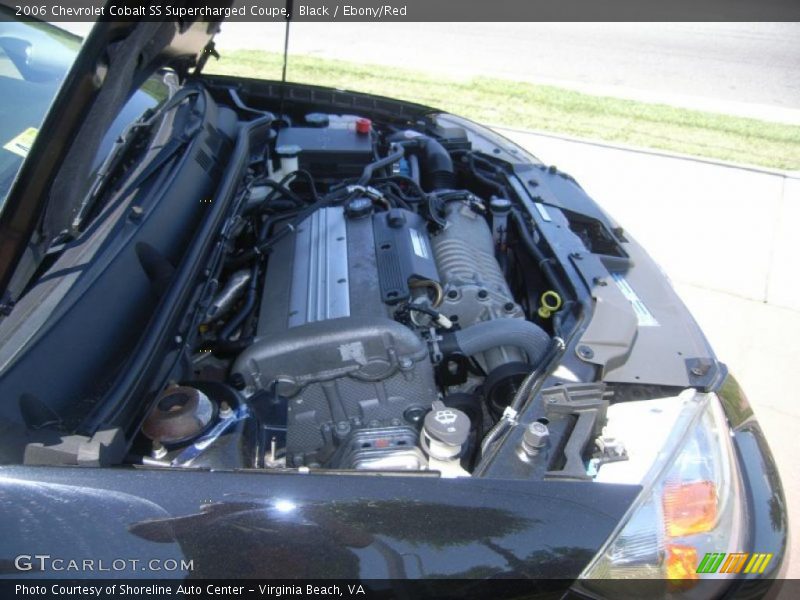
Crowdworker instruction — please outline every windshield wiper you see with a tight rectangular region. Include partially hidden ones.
[69,114,157,233]
[1,90,204,312]
[71,89,201,233]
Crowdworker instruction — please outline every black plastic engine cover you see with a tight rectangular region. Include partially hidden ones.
[372,208,440,304]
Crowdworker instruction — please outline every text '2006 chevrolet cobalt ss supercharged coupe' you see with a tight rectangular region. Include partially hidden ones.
[0,7,788,598]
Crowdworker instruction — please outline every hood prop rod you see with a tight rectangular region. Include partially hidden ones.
[278,0,294,127]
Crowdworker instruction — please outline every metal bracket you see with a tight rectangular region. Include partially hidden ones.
[542,383,611,481]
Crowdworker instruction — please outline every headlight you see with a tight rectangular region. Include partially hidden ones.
[577,390,744,598]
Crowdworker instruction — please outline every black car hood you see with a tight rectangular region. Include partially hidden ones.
[0,3,230,299]
[0,465,640,585]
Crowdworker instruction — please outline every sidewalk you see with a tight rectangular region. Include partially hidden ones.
[676,283,799,580]
[499,127,799,578]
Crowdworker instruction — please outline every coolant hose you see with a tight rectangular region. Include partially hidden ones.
[357,146,406,186]
[442,318,550,366]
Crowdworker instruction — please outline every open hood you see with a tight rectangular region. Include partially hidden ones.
[0,2,231,302]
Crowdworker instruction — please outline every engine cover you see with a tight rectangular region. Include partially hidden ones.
[236,206,440,467]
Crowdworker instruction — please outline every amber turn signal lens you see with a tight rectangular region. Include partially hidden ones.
[665,544,699,586]
[663,480,718,537]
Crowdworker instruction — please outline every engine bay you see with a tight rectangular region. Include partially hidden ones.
[0,75,705,480]
[121,90,640,479]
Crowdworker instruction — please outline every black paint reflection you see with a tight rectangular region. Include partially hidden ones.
[129,498,532,579]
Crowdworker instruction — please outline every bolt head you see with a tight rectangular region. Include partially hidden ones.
[520,422,550,457]
[151,441,168,460]
[219,401,233,418]
[524,422,549,447]
[229,373,246,390]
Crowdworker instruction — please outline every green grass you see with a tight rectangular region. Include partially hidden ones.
[206,50,800,171]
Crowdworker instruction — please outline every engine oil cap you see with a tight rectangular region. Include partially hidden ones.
[423,400,470,447]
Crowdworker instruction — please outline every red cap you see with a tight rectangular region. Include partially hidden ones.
[356,118,372,135]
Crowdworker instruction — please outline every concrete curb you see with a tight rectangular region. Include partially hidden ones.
[491,125,800,179]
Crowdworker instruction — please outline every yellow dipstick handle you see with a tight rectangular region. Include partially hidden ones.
[537,290,563,319]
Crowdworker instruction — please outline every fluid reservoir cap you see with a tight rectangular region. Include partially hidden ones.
[490,197,513,213]
[356,118,372,135]
[423,400,470,447]
[345,196,373,219]
[305,112,329,128]
[275,144,301,158]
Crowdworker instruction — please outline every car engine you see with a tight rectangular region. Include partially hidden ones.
[131,112,558,476]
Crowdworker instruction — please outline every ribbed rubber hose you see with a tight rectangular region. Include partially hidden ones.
[478,336,565,458]
[448,318,550,365]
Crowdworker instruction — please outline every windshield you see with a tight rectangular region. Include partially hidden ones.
[0,13,170,216]
[0,11,80,211]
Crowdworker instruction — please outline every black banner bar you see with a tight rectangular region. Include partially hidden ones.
[1,578,795,600]
[3,0,800,22]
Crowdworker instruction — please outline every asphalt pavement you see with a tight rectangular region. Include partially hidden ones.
[59,22,800,122]
[213,22,800,123]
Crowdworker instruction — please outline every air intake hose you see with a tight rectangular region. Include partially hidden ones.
[388,132,455,191]
[441,319,551,366]
[419,137,455,191]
